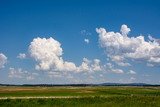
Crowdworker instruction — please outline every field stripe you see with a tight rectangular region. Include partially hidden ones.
[0,96,97,99]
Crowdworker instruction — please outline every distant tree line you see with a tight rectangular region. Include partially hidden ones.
[0,83,160,87]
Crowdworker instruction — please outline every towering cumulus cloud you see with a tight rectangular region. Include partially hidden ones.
[96,24,160,66]
[29,37,101,72]
[29,37,77,71]
[0,53,7,69]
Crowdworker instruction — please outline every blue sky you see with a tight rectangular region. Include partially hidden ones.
[0,0,160,84]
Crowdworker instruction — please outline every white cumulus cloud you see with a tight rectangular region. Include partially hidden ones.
[96,24,160,66]
[77,58,102,72]
[29,37,76,71]
[29,37,102,72]
[8,68,38,80]
[104,63,124,74]
[130,77,136,81]
[17,53,26,59]
[120,24,131,36]
[0,53,7,69]
[127,70,136,74]
[111,55,131,66]
[84,38,89,44]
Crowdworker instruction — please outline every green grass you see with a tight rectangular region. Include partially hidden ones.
[0,96,160,107]
[0,86,160,107]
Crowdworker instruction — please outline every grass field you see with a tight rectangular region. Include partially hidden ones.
[0,86,160,107]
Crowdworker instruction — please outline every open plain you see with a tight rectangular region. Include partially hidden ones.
[0,86,160,107]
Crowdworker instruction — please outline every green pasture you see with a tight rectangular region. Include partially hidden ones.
[0,86,160,107]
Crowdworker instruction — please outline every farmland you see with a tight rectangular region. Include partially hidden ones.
[0,86,160,107]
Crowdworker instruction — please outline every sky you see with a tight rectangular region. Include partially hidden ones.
[0,0,160,84]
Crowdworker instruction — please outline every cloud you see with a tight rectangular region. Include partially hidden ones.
[8,67,38,80]
[104,63,124,74]
[92,59,102,71]
[47,72,63,78]
[147,63,154,67]
[84,38,89,44]
[81,30,91,36]
[110,55,131,66]
[29,37,76,71]
[110,69,124,74]
[130,77,136,81]
[29,37,102,72]
[120,24,131,36]
[127,70,136,74]
[96,24,160,66]
[0,53,7,69]
[148,35,160,44]
[17,53,26,59]
[77,58,102,72]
